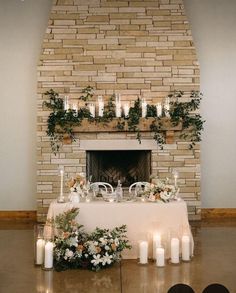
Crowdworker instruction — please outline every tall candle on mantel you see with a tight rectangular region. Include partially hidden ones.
[153,233,161,259]
[44,241,54,269]
[98,96,104,117]
[171,238,180,264]
[156,247,165,267]
[89,104,95,118]
[115,94,121,118]
[164,97,170,117]
[139,241,148,264]
[156,103,162,117]
[64,96,69,111]
[141,99,147,118]
[36,239,45,265]
[181,235,190,261]
[123,103,130,118]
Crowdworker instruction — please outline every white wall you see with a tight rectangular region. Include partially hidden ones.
[0,0,51,210]
[0,0,235,210]
[184,0,236,208]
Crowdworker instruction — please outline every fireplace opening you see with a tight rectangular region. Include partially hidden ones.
[86,150,151,187]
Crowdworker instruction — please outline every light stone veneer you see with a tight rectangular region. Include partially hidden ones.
[37,0,200,221]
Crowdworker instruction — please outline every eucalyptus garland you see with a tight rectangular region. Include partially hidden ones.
[42,87,204,153]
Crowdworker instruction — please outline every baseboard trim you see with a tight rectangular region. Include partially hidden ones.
[202,208,236,219]
[0,211,37,221]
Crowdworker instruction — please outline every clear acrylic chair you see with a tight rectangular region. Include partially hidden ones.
[128,182,149,196]
[90,182,114,195]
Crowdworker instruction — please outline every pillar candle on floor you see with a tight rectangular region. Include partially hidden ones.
[36,239,45,265]
[44,241,53,269]
[156,247,165,267]
[139,241,148,264]
[171,238,180,264]
[181,235,190,261]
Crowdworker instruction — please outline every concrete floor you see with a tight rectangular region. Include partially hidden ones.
[0,220,235,293]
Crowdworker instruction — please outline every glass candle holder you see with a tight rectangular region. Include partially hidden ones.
[34,224,45,266]
[43,224,54,270]
[156,246,165,267]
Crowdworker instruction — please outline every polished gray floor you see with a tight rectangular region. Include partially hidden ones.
[0,220,235,293]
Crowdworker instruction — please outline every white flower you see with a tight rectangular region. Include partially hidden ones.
[67,237,78,247]
[99,237,107,245]
[105,245,110,251]
[88,242,98,254]
[91,254,102,266]
[114,238,119,246]
[160,190,171,202]
[101,252,113,266]
[64,248,74,260]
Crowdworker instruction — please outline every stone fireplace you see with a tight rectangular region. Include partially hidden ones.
[36,0,201,221]
[86,150,151,187]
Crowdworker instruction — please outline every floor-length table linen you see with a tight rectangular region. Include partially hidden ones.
[47,200,194,259]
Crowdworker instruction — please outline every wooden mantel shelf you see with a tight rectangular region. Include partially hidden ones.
[70,117,182,133]
[60,118,182,145]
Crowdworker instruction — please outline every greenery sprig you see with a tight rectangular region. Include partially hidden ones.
[42,87,205,153]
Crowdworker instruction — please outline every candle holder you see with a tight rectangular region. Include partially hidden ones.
[156,246,165,267]
[138,240,149,265]
[181,235,191,262]
[43,224,54,271]
[34,224,45,266]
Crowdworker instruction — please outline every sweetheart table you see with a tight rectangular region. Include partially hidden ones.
[47,199,194,259]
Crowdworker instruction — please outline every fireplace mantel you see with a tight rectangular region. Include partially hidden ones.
[71,117,182,132]
[61,117,182,144]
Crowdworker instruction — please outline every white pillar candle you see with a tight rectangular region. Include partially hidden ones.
[181,235,190,261]
[156,103,162,117]
[64,96,69,111]
[153,233,161,259]
[44,241,54,269]
[171,237,180,264]
[116,102,121,118]
[123,103,130,117]
[139,241,148,264]
[98,101,104,117]
[156,247,165,267]
[141,99,147,118]
[89,104,95,118]
[36,239,45,265]
[98,96,104,117]
[164,97,170,117]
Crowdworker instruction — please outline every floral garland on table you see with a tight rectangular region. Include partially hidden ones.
[144,178,178,203]
[52,208,131,271]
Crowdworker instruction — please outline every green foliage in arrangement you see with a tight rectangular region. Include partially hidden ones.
[43,87,205,153]
[51,208,131,272]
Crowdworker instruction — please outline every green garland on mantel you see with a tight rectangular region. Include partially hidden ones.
[43,87,205,154]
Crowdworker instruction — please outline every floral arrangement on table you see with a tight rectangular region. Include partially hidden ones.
[144,178,178,203]
[52,208,131,271]
[67,173,86,193]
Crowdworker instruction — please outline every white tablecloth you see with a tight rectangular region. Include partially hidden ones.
[47,200,194,259]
